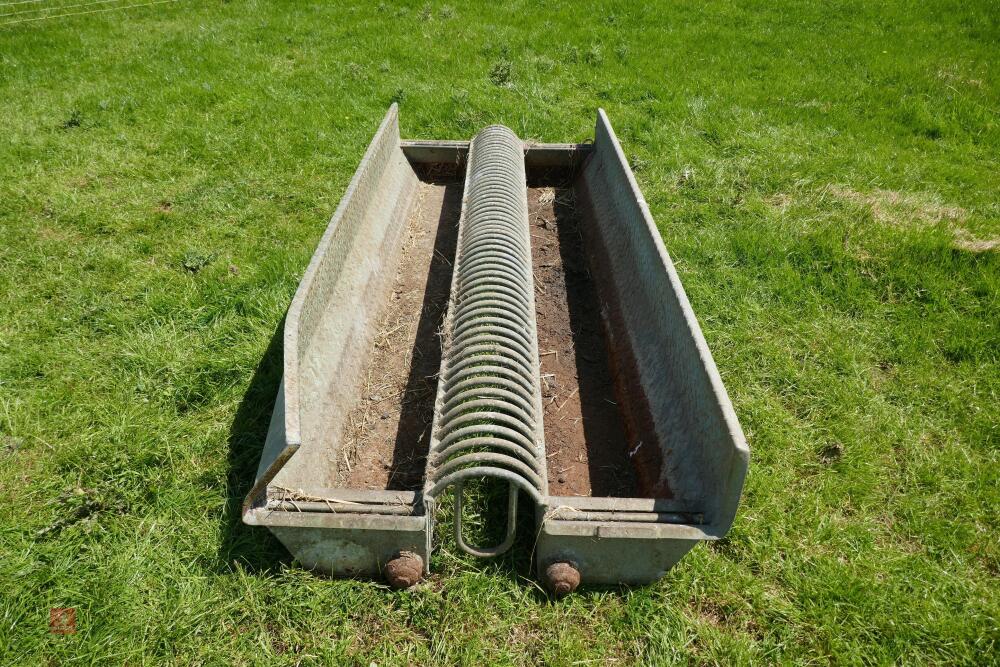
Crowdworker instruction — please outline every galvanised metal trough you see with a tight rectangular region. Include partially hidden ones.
[243,105,749,593]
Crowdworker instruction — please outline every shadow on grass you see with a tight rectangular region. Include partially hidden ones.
[217,318,290,574]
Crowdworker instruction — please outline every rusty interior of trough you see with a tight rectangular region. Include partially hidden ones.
[332,160,663,501]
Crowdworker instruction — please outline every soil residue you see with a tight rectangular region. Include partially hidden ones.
[337,181,462,490]
[529,185,639,497]
[334,175,642,497]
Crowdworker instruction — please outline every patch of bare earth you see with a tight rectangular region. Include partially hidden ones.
[529,185,638,498]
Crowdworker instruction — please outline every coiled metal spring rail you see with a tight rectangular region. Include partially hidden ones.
[424,125,547,557]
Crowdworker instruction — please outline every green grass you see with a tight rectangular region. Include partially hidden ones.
[1,0,998,663]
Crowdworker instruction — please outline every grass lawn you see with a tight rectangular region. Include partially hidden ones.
[1,0,998,663]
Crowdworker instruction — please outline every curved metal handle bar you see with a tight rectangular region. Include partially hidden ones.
[436,423,539,459]
[426,465,545,504]
[453,480,518,558]
[432,437,545,472]
[430,451,546,492]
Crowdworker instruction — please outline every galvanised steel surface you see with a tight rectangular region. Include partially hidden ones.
[244,107,750,592]
[423,125,547,557]
[534,111,749,592]
[242,105,430,586]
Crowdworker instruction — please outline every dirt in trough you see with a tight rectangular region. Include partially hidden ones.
[529,185,640,497]
[336,180,462,491]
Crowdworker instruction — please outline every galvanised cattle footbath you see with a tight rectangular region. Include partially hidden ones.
[243,105,749,594]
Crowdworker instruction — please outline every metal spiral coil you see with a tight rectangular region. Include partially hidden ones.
[424,125,546,557]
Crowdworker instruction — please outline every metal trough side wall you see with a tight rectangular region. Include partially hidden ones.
[244,104,431,578]
[536,109,749,586]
